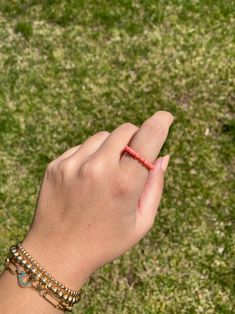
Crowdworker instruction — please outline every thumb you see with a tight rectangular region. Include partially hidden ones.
[135,155,170,239]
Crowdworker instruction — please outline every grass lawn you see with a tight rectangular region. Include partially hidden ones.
[0,1,234,313]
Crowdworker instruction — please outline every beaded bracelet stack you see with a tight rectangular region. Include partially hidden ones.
[4,241,82,312]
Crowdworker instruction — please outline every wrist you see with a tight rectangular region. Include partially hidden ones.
[21,231,94,292]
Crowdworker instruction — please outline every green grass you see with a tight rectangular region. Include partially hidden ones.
[0,1,234,313]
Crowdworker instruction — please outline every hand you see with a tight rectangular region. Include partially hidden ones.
[22,111,174,291]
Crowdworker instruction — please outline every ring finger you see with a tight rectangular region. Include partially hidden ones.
[120,111,174,189]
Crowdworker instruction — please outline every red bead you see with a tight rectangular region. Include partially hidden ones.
[123,146,155,171]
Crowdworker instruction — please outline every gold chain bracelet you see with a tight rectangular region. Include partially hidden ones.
[4,241,82,312]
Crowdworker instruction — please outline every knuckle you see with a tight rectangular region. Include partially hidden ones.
[80,158,105,179]
[46,161,54,172]
[121,122,138,132]
[45,161,59,181]
[58,159,76,175]
[57,161,67,175]
[46,160,58,175]
[97,131,110,137]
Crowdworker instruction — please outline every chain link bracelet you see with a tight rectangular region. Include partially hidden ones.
[4,241,82,312]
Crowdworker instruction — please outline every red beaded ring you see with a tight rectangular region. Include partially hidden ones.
[122,145,155,170]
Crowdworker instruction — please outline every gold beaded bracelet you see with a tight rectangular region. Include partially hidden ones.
[4,241,82,312]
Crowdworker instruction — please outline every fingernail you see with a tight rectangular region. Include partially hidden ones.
[154,157,164,171]
[161,155,170,172]
[154,155,170,172]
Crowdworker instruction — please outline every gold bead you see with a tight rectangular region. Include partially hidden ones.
[5,258,10,267]
[25,263,32,269]
[63,294,68,301]
[10,246,17,253]
[36,273,42,279]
